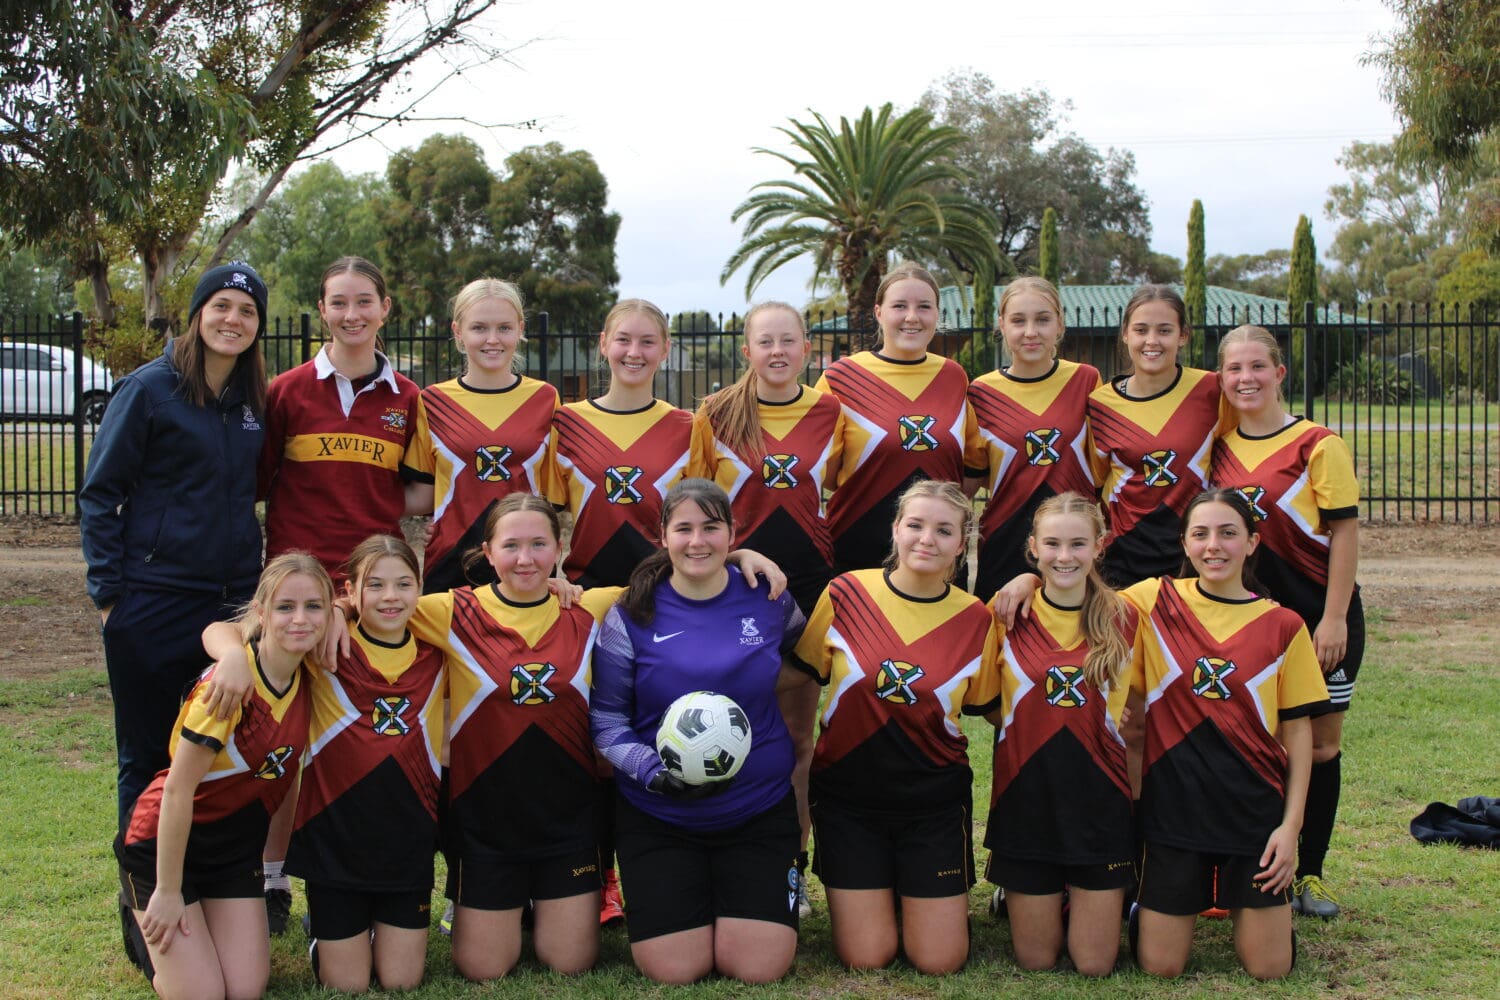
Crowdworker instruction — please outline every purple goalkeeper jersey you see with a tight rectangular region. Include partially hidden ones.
[591,567,805,830]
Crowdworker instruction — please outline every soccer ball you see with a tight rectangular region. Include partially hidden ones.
[655,691,752,785]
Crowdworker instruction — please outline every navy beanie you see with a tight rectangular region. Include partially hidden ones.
[188,261,268,336]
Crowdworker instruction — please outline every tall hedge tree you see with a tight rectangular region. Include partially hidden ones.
[1039,207,1060,284]
[1288,214,1320,390]
[1184,200,1207,363]
[722,103,1000,348]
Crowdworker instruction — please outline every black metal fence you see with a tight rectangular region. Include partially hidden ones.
[3,304,1496,521]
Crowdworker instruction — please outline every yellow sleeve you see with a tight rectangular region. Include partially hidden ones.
[1308,432,1360,515]
[406,592,457,652]
[962,619,1004,711]
[961,396,982,474]
[178,673,240,750]
[687,408,718,480]
[1276,621,1330,719]
[579,586,625,622]
[1119,579,1160,697]
[790,585,837,682]
[540,422,568,507]
[811,371,832,396]
[407,392,435,476]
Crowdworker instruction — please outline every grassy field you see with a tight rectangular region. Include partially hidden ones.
[0,598,1496,999]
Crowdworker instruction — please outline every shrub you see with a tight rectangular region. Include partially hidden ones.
[1326,356,1424,404]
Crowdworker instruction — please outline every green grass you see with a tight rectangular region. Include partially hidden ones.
[1,607,1497,999]
[0,426,95,517]
[1308,399,1500,428]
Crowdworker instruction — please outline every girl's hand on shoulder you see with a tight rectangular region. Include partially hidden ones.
[140,889,189,952]
[1256,822,1298,895]
[1312,617,1348,675]
[548,576,583,609]
[201,652,253,721]
[991,573,1041,628]
[730,548,787,600]
[320,599,354,670]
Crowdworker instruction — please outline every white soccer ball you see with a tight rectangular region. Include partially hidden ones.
[655,691,752,785]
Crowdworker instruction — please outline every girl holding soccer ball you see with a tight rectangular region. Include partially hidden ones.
[590,478,807,984]
[785,480,1004,975]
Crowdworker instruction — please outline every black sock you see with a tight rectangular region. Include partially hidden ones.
[1298,752,1342,879]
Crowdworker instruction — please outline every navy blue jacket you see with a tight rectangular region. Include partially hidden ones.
[80,342,264,608]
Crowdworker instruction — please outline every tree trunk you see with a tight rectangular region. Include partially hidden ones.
[140,236,185,336]
[83,255,115,330]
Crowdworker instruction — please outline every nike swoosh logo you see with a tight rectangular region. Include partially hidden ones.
[652,631,685,643]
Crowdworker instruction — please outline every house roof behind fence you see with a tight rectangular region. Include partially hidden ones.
[935,284,1369,328]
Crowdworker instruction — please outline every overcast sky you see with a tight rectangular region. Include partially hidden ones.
[326,0,1402,317]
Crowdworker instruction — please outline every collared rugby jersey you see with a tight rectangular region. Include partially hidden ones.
[407,376,558,592]
[287,628,445,890]
[815,352,980,571]
[409,586,597,860]
[545,398,692,587]
[1089,366,1229,584]
[118,647,310,882]
[792,569,1001,813]
[1124,577,1329,855]
[984,592,1136,864]
[1211,417,1360,622]
[689,385,845,611]
[966,359,1101,600]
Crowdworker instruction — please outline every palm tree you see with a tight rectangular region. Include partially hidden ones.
[721,103,1000,347]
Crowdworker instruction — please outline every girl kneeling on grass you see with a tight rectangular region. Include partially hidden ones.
[205,537,445,991]
[117,554,332,1000]
[786,480,1004,975]
[983,492,1140,976]
[1127,489,1328,980]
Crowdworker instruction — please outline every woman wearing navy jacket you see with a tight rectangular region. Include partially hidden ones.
[80,261,270,832]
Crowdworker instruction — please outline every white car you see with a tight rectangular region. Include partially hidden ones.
[0,342,114,424]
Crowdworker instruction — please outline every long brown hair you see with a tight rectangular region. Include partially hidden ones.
[173,309,268,415]
[1118,284,1190,376]
[320,256,390,354]
[1179,488,1265,593]
[619,479,733,625]
[1027,493,1130,690]
[461,493,564,580]
[873,262,941,353]
[233,552,335,646]
[697,302,805,459]
[344,534,421,595]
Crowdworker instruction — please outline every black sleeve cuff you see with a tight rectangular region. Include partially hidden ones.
[963,466,987,480]
[1278,700,1330,722]
[1320,505,1359,522]
[401,466,434,485]
[179,728,225,754]
[788,653,826,686]
[962,694,1003,717]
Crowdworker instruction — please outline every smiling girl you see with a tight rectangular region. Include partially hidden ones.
[260,257,421,583]
[117,554,331,1000]
[1087,285,1229,586]
[1210,325,1362,919]
[1125,489,1327,980]
[815,263,978,574]
[786,481,1003,975]
[966,278,1102,602]
[406,279,560,593]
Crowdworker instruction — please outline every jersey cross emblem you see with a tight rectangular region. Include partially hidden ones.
[897,415,938,452]
[606,465,645,504]
[1235,485,1269,522]
[1025,428,1063,466]
[1142,449,1179,487]
[371,696,411,736]
[1044,664,1087,708]
[255,745,297,780]
[510,662,557,705]
[1192,656,1236,700]
[474,445,513,482]
[875,659,924,705]
[761,453,800,489]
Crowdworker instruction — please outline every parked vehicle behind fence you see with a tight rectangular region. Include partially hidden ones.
[0,342,113,424]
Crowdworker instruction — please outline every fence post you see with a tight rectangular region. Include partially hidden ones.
[1302,301,1316,419]
[70,312,85,518]
[300,313,312,364]
[536,311,549,384]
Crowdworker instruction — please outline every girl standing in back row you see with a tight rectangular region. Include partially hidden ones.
[966,277,1101,602]
[406,279,559,593]
[816,263,978,574]
[1087,285,1229,587]
[1210,325,1362,920]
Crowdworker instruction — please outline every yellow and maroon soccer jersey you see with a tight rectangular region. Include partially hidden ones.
[409,586,598,861]
[544,398,692,587]
[1210,417,1360,622]
[984,593,1137,865]
[1123,577,1329,856]
[259,352,420,579]
[689,386,845,611]
[792,569,1001,813]
[286,629,446,891]
[966,359,1102,600]
[117,647,311,882]
[814,352,980,571]
[408,376,559,592]
[1088,366,1230,584]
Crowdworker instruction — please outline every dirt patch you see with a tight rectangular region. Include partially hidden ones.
[0,520,1496,683]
